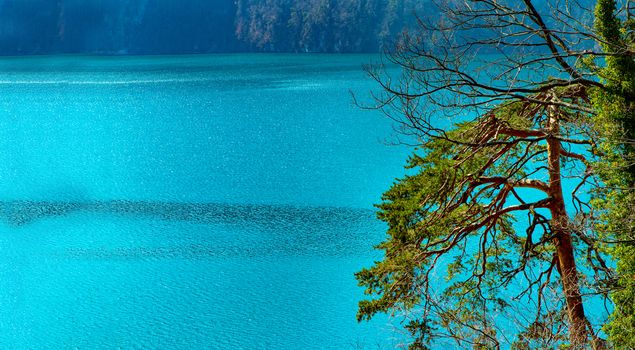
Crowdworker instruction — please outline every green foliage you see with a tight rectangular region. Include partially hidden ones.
[356,0,635,347]
[592,0,635,346]
[355,106,580,346]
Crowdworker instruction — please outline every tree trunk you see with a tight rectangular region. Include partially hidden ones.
[546,109,590,347]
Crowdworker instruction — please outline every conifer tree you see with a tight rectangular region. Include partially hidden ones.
[356,0,634,347]
[593,0,635,346]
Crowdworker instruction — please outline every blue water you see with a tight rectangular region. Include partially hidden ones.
[0,55,410,349]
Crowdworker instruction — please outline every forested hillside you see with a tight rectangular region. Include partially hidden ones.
[235,0,425,52]
[0,0,425,55]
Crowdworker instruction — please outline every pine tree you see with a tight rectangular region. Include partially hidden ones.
[356,0,634,347]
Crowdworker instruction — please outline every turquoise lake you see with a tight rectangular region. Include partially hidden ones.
[0,55,411,349]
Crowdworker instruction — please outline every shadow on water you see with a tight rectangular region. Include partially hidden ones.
[0,200,375,228]
[0,201,383,259]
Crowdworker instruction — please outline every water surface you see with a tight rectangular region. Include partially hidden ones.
[0,54,410,349]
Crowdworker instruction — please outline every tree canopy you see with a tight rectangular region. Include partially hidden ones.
[356,0,635,348]
[593,0,635,345]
